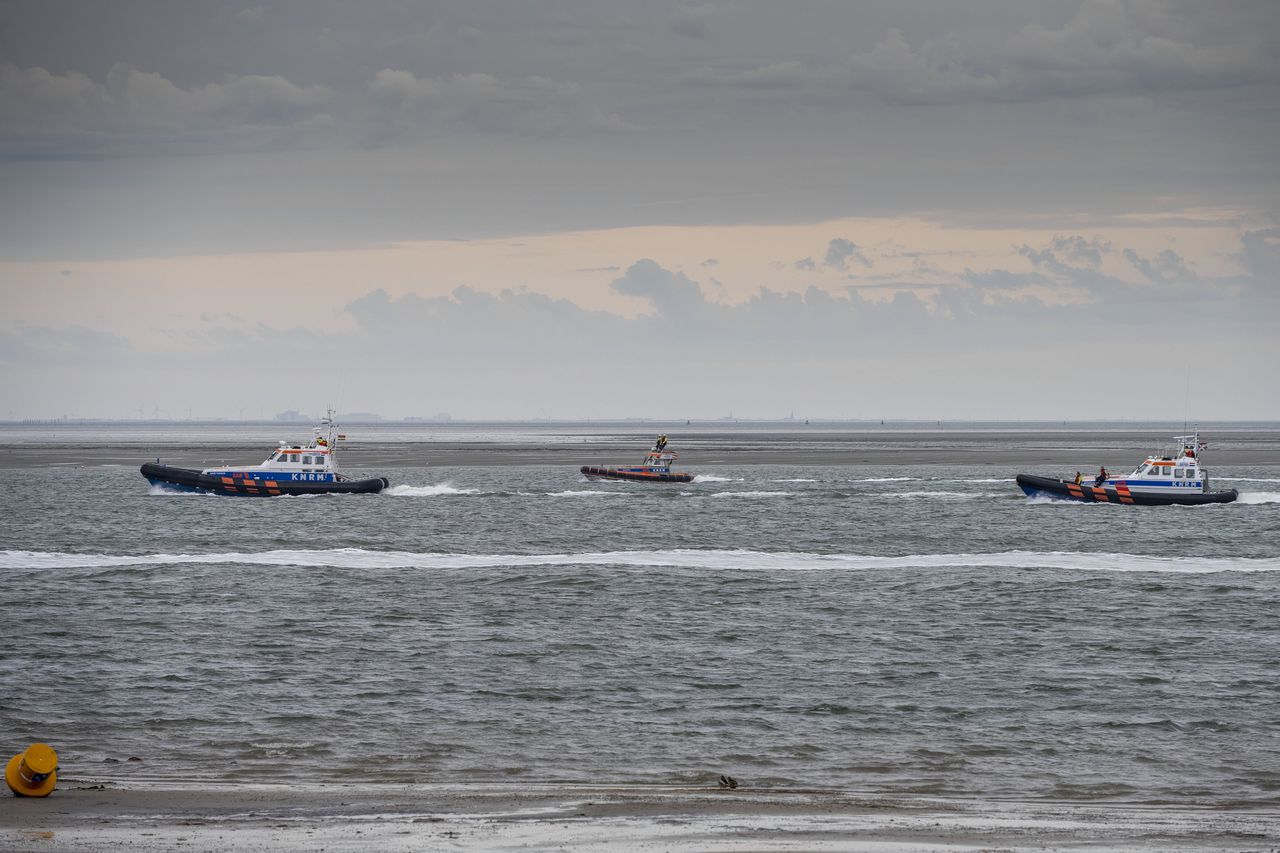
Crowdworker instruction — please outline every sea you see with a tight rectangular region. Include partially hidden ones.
[2,422,1278,806]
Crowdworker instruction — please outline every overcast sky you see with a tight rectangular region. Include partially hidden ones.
[1,0,1277,420]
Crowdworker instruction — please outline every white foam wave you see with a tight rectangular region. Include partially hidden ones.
[709,490,795,498]
[852,477,917,483]
[147,485,214,497]
[772,478,818,483]
[3,548,1276,574]
[1220,477,1280,483]
[691,474,743,483]
[547,490,611,497]
[1238,492,1280,505]
[384,484,479,497]
[896,491,979,499]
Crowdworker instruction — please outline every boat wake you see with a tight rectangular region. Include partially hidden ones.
[1238,491,1280,504]
[383,484,479,497]
[4,549,1277,574]
[148,484,214,497]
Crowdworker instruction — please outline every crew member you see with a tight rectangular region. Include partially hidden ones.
[1094,466,1108,486]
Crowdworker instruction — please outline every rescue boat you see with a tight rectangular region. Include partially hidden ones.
[581,434,694,483]
[1016,432,1237,506]
[140,410,389,496]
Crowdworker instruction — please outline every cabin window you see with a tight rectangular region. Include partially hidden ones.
[1174,468,1185,478]
[302,455,313,465]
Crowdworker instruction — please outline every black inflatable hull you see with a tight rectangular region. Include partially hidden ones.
[581,465,693,484]
[1016,474,1236,506]
[141,463,389,496]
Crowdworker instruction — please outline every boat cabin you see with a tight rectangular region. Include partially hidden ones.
[201,416,348,483]
[1115,434,1209,494]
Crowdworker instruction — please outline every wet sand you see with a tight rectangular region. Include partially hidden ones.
[2,428,1278,469]
[2,781,1276,852]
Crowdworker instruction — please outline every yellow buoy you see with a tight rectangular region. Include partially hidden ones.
[5,743,58,797]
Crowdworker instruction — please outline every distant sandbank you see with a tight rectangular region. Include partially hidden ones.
[1,428,1277,469]
[2,781,1275,852]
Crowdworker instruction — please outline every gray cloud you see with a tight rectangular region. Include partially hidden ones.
[327,243,1274,366]
[369,68,617,137]
[844,3,1275,105]
[0,62,334,156]
[671,5,716,40]
[4,238,1276,418]
[0,1,1275,275]
[0,321,132,367]
[1123,247,1196,285]
[823,238,872,271]
[1233,227,1280,283]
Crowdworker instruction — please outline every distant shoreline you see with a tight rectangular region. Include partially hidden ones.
[1,427,1277,470]
[5,418,1280,428]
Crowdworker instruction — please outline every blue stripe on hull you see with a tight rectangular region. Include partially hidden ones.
[204,470,337,482]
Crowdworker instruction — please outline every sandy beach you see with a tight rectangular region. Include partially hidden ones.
[3,781,1277,852]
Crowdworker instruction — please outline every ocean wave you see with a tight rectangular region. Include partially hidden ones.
[771,478,818,483]
[708,491,795,498]
[691,474,743,483]
[1219,477,1280,483]
[4,548,1276,574]
[1238,492,1280,505]
[851,477,917,483]
[546,490,612,497]
[384,483,479,497]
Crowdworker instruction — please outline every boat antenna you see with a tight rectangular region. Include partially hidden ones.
[1183,362,1191,434]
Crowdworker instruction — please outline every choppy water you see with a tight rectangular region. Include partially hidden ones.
[2,430,1279,805]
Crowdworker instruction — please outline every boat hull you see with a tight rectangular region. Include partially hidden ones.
[1016,474,1236,506]
[580,465,693,484]
[141,463,389,496]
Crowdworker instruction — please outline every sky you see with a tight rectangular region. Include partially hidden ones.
[1,0,1277,420]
